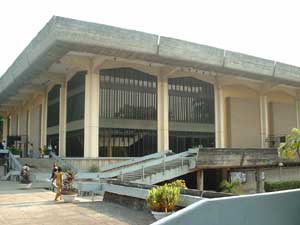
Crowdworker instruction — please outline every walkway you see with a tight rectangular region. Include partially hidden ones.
[0,181,155,225]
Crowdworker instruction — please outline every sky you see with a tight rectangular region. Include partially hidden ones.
[1,0,300,76]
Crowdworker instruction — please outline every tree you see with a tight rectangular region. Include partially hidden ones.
[278,128,300,159]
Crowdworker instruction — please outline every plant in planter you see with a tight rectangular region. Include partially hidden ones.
[278,128,300,159]
[146,182,181,220]
[43,148,49,158]
[9,147,21,157]
[61,171,78,202]
[219,180,240,194]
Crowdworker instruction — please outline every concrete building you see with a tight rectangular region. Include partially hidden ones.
[1,16,300,192]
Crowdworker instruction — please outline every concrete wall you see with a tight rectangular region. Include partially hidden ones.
[19,109,28,136]
[227,97,261,148]
[10,114,18,136]
[152,189,300,225]
[63,157,133,171]
[29,99,42,156]
[270,102,296,136]
[236,166,300,193]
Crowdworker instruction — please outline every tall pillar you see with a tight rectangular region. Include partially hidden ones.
[214,84,221,148]
[215,83,226,148]
[84,72,100,158]
[40,91,48,150]
[259,95,269,148]
[157,75,169,152]
[196,169,204,191]
[59,82,67,157]
[2,117,8,142]
[295,96,300,129]
[255,168,264,193]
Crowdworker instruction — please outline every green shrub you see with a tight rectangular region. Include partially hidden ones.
[220,180,240,194]
[146,183,181,212]
[265,180,300,192]
[88,164,100,172]
[9,147,21,155]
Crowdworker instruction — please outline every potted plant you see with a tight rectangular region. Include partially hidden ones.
[61,171,78,203]
[146,181,181,220]
[9,147,21,158]
[43,148,49,158]
[219,180,240,194]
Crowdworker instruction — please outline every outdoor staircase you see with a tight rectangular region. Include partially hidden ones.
[96,149,198,185]
[18,158,55,181]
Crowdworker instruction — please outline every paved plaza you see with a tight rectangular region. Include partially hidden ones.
[0,181,155,225]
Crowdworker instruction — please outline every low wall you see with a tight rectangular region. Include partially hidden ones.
[62,157,135,171]
[152,189,300,225]
[235,166,300,193]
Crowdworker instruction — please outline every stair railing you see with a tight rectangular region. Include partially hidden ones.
[49,152,78,174]
[100,150,197,179]
[8,151,22,172]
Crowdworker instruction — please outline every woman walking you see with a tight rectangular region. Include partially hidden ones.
[54,167,63,201]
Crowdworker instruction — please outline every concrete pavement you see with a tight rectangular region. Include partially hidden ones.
[0,181,155,225]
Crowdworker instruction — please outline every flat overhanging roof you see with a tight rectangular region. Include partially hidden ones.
[1,16,300,105]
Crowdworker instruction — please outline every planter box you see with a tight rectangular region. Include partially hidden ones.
[62,194,77,203]
[151,211,173,220]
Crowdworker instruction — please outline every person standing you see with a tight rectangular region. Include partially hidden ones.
[54,166,63,201]
[28,143,34,158]
[2,140,6,150]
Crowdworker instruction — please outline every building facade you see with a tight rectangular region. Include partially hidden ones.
[1,17,300,191]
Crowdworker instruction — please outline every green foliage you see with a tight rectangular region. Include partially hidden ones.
[62,171,78,195]
[88,164,100,172]
[146,181,181,212]
[265,180,300,192]
[169,180,187,189]
[9,147,21,155]
[278,128,300,159]
[219,180,240,194]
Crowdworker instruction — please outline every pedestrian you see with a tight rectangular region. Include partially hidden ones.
[50,162,58,188]
[2,140,6,150]
[47,144,53,157]
[39,147,44,158]
[20,163,32,188]
[28,143,34,158]
[54,166,63,201]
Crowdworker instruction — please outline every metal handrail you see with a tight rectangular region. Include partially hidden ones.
[99,151,197,179]
[49,152,78,174]
[8,151,22,172]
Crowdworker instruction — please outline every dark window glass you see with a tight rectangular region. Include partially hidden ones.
[99,128,157,157]
[66,129,84,157]
[100,68,157,121]
[47,85,60,128]
[67,71,86,122]
[168,77,214,124]
[169,131,215,153]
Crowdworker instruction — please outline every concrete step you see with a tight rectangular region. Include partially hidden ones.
[19,158,55,173]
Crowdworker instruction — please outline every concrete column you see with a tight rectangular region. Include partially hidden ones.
[59,82,67,157]
[10,114,18,136]
[2,118,8,142]
[255,168,264,193]
[215,84,226,148]
[196,169,204,191]
[84,72,100,158]
[40,91,48,150]
[259,95,269,148]
[17,113,20,136]
[214,84,221,148]
[295,97,300,129]
[157,75,169,152]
